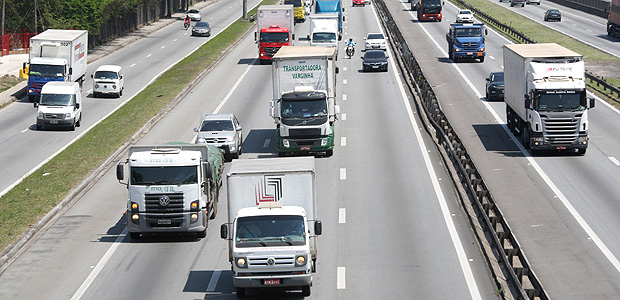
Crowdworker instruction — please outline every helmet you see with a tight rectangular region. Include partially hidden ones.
[349,38,353,41]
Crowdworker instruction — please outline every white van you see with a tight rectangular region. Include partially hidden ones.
[35,81,82,131]
[91,65,123,98]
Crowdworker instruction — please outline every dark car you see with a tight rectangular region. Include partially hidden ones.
[191,22,211,37]
[544,9,561,22]
[485,71,504,101]
[362,50,388,72]
[510,0,525,7]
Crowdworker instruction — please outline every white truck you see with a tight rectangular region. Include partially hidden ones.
[116,143,224,239]
[34,81,82,131]
[256,5,295,64]
[503,43,595,154]
[270,46,340,157]
[220,157,322,298]
[24,29,88,103]
[308,14,341,55]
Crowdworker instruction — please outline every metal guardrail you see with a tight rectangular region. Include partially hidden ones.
[373,0,548,299]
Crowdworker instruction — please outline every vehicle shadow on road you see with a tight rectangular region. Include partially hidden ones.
[243,128,280,157]
[472,124,524,157]
[98,214,205,243]
[237,58,259,65]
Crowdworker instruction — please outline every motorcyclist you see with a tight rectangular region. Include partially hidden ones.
[184,15,191,28]
[346,38,355,58]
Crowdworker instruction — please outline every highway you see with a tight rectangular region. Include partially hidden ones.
[383,0,620,298]
[0,1,499,299]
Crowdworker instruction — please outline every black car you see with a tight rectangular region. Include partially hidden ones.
[362,50,388,72]
[510,0,525,7]
[191,22,211,37]
[544,9,561,22]
[485,71,504,101]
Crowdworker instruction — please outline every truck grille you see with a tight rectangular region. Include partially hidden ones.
[44,113,66,119]
[202,138,226,144]
[289,128,321,137]
[264,47,280,56]
[145,193,184,213]
[248,255,296,268]
[542,117,579,144]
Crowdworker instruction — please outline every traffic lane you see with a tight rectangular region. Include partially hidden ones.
[384,0,620,298]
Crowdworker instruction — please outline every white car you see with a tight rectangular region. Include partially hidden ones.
[187,9,202,21]
[526,0,540,4]
[364,33,387,50]
[456,10,474,23]
[91,65,124,98]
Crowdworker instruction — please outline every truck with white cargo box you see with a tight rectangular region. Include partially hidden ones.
[34,81,82,131]
[270,46,340,157]
[24,29,88,103]
[256,5,295,64]
[503,43,595,154]
[608,0,620,37]
[116,143,224,239]
[220,157,322,298]
[308,14,341,55]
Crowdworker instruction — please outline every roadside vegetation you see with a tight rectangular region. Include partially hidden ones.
[0,0,277,252]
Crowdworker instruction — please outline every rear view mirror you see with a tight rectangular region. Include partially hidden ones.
[220,224,228,239]
[116,164,124,181]
[314,220,322,235]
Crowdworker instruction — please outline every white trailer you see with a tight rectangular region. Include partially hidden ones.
[503,43,595,154]
[25,29,88,102]
[308,14,341,53]
[270,46,340,156]
[220,157,321,298]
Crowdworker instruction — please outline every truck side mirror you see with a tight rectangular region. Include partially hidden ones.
[343,16,345,21]
[69,67,73,75]
[204,161,213,181]
[254,32,257,42]
[194,127,199,132]
[220,224,228,239]
[335,67,339,74]
[486,77,490,81]
[90,74,93,78]
[307,34,310,40]
[34,102,38,108]
[292,34,296,40]
[338,35,342,41]
[485,29,488,35]
[314,220,322,235]
[589,97,596,108]
[524,95,531,109]
[23,62,27,70]
[116,164,124,181]
[75,103,80,109]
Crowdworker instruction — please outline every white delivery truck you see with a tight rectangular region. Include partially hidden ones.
[34,81,82,131]
[256,5,295,64]
[220,157,322,298]
[504,43,595,154]
[307,14,341,55]
[270,46,340,157]
[116,143,224,239]
[24,29,88,103]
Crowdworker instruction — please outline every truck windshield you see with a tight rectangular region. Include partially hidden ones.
[29,64,64,78]
[455,28,482,37]
[130,166,198,185]
[39,94,74,106]
[94,71,119,79]
[312,32,337,43]
[282,100,328,118]
[535,91,586,111]
[260,32,289,43]
[285,0,302,7]
[236,215,306,247]
[200,120,234,131]
[423,0,442,6]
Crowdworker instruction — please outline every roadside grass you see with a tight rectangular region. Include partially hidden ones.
[0,75,24,93]
[0,1,277,252]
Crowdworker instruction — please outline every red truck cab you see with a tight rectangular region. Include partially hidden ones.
[352,0,366,6]
[259,26,292,63]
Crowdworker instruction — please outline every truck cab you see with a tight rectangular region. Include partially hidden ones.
[446,23,487,62]
[417,0,443,21]
[34,81,82,131]
[285,0,306,22]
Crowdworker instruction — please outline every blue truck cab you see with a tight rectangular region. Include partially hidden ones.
[315,0,344,37]
[446,23,487,63]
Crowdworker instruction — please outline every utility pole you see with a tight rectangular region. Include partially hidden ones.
[243,0,247,20]
[2,0,5,35]
[34,0,37,33]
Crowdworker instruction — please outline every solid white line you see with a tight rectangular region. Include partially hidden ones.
[383,3,482,299]
[206,270,221,292]
[337,267,346,289]
[70,231,126,300]
[341,137,347,147]
[339,208,346,224]
[609,157,620,166]
[263,139,271,148]
[146,53,152,58]
[340,168,346,180]
[212,59,256,114]
[399,0,620,277]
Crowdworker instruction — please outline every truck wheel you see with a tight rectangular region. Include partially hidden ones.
[578,148,586,155]
[76,115,81,127]
[522,126,531,149]
[197,228,207,238]
[302,285,311,296]
[29,95,35,103]
[36,123,42,131]
[70,121,76,131]
[236,287,246,298]
[325,150,333,157]
[210,200,218,220]
[129,232,141,239]
[278,151,287,157]
[232,151,240,159]
[479,56,485,63]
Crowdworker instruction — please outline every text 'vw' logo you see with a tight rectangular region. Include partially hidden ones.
[159,195,170,206]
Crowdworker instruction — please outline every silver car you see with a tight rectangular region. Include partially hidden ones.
[187,9,202,21]
[194,114,243,161]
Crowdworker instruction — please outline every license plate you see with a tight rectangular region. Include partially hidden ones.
[50,120,58,124]
[372,66,379,68]
[264,279,280,285]
[157,219,171,225]
[466,52,473,55]
[301,146,310,150]
[556,146,567,150]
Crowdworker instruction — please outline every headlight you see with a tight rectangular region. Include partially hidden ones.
[321,137,328,146]
[533,137,544,142]
[65,112,74,119]
[236,257,247,268]
[577,136,588,142]
[296,255,307,266]
[479,48,485,52]
[112,85,116,89]
[37,111,44,118]
[283,139,290,148]
[227,136,235,142]
[95,84,99,88]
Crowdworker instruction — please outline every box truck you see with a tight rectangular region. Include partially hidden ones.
[23,29,88,103]
[608,0,620,37]
[220,157,322,298]
[308,14,341,55]
[256,5,295,64]
[116,143,224,239]
[269,46,340,157]
[34,81,82,131]
[503,43,595,154]
[315,0,344,34]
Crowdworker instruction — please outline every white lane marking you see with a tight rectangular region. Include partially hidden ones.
[343,94,347,101]
[337,267,346,289]
[173,39,178,42]
[341,137,346,147]
[263,139,271,148]
[343,79,347,85]
[206,270,221,292]
[609,157,620,166]
[70,230,127,300]
[340,168,346,180]
[339,208,346,224]
[383,3,482,298]
[161,46,165,49]
[21,128,28,133]
[146,53,152,58]
[488,56,495,60]
[399,0,620,277]
[343,67,347,71]
[129,63,136,68]
[212,59,256,114]
[342,113,346,120]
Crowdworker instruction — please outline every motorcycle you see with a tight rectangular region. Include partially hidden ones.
[184,19,190,30]
[345,45,355,59]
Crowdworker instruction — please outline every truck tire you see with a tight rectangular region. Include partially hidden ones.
[325,150,333,157]
[210,197,218,220]
[76,114,81,127]
[129,232,141,239]
[521,125,531,149]
[302,285,311,296]
[36,123,42,131]
[70,120,76,131]
[197,228,207,238]
[236,288,246,298]
[479,56,485,63]
[29,95,35,103]
[278,151,287,157]
[578,148,586,155]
